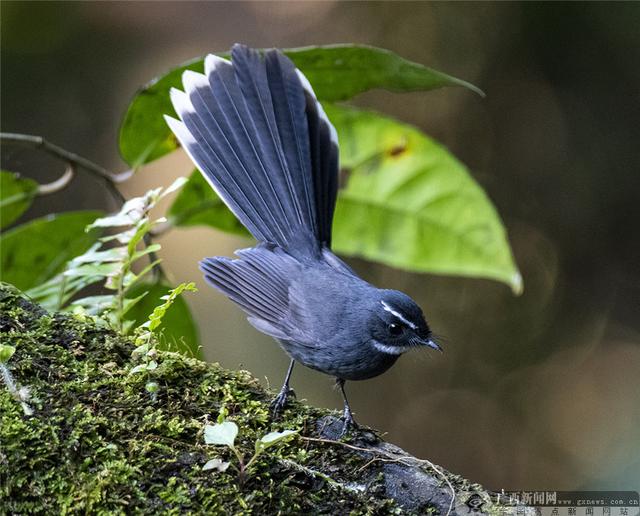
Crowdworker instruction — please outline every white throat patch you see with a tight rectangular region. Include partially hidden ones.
[381,301,417,329]
[371,340,407,355]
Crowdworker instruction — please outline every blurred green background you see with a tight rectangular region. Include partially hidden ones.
[2,1,639,491]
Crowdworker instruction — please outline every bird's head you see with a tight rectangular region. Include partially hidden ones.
[368,290,441,355]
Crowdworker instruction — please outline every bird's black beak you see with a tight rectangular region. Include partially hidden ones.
[423,338,443,352]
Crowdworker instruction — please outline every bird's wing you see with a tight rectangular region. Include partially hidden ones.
[200,245,305,341]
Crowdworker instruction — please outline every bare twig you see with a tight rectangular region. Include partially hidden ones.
[37,163,75,195]
[300,436,379,454]
[420,458,456,516]
[278,459,364,494]
[0,132,133,184]
[301,435,456,516]
[0,363,33,416]
[1,132,164,278]
[1,132,131,206]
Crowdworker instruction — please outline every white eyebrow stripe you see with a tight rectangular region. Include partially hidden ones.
[371,340,406,355]
[381,301,417,329]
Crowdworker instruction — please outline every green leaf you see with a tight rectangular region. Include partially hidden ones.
[126,219,153,252]
[141,281,197,331]
[0,171,39,229]
[132,342,151,356]
[64,262,121,278]
[159,176,188,199]
[202,458,230,473]
[0,211,102,291]
[70,295,115,315]
[255,429,298,453]
[121,291,149,317]
[124,260,161,289]
[125,281,201,358]
[167,171,249,236]
[328,105,521,292]
[145,381,159,393]
[88,197,149,229]
[27,275,102,312]
[286,45,484,101]
[130,243,162,263]
[204,421,238,447]
[129,364,147,375]
[71,246,128,264]
[119,45,482,166]
[0,344,16,363]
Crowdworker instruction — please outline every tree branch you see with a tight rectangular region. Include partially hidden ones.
[36,163,76,195]
[0,132,133,184]
[1,132,162,277]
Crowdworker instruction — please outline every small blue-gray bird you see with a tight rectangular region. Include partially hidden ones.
[165,44,441,434]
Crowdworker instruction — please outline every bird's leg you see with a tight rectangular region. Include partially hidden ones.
[336,378,358,436]
[270,359,296,417]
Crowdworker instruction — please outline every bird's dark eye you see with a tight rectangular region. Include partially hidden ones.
[388,323,403,336]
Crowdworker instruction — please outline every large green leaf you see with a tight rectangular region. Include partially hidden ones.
[119,45,482,167]
[167,170,249,237]
[0,170,39,229]
[0,211,102,291]
[327,105,522,293]
[286,45,484,101]
[162,104,520,291]
[126,281,201,359]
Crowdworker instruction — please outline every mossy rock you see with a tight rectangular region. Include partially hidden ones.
[0,283,508,515]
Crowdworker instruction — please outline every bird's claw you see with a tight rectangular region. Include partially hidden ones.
[270,387,296,418]
[339,407,358,437]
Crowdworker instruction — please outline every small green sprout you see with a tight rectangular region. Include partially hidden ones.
[129,282,197,399]
[0,344,33,416]
[202,458,230,473]
[140,281,198,333]
[0,344,15,363]
[203,417,297,485]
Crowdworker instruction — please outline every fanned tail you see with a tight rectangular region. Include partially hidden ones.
[165,44,339,257]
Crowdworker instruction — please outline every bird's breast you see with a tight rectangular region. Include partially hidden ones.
[278,336,400,381]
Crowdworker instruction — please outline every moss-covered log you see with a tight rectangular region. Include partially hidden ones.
[0,284,519,514]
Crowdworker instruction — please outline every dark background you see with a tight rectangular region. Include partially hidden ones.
[2,1,639,490]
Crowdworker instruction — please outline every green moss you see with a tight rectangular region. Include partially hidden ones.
[1,283,506,515]
[0,284,400,514]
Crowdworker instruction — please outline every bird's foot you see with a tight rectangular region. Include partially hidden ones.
[339,406,358,438]
[270,387,296,418]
